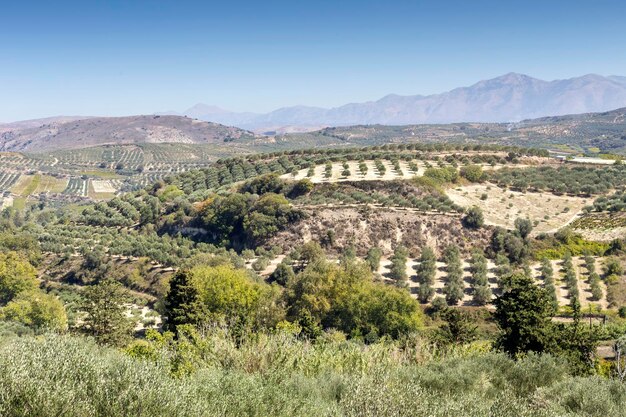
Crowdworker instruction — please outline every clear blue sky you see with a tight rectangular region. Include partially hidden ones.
[2,0,625,121]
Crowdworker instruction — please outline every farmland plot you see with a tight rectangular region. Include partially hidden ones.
[91,180,117,193]
[447,184,589,234]
[248,254,608,309]
[0,172,20,191]
[283,160,509,184]
[63,177,89,196]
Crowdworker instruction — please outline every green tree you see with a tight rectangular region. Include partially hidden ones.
[463,206,484,229]
[365,247,382,272]
[588,272,603,301]
[604,258,623,277]
[164,270,205,332]
[443,245,464,305]
[240,173,285,195]
[438,308,478,344]
[190,265,269,329]
[416,247,437,303]
[270,262,296,286]
[81,279,134,346]
[514,217,533,239]
[243,193,300,243]
[469,250,491,306]
[0,252,38,305]
[285,260,423,339]
[540,257,558,309]
[289,178,314,197]
[459,164,484,182]
[200,193,253,246]
[0,290,67,332]
[494,274,556,357]
[389,245,409,283]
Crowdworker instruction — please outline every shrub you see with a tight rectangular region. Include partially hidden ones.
[463,206,484,229]
[460,165,484,182]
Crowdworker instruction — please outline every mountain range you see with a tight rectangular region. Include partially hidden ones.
[167,73,626,132]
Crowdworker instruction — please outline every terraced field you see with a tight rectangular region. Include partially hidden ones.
[63,177,89,196]
[282,159,513,183]
[0,172,20,191]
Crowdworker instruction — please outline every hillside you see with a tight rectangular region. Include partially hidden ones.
[4,143,626,416]
[0,116,92,133]
[172,73,626,131]
[281,107,626,154]
[0,115,256,152]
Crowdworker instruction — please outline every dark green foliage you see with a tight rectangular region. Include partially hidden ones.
[494,274,556,357]
[540,258,558,309]
[164,270,205,332]
[437,308,478,344]
[561,252,579,300]
[269,262,295,286]
[490,226,530,264]
[443,245,464,305]
[365,246,382,272]
[200,192,301,248]
[459,164,485,182]
[463,206,484,229]
[289,178,314,197]
[389,245,408,283]
[515,217,533,239]
[284,260,423,339]
[416,247,437,303]
[239,173,285,195]
[80,279,133,346]
[469,250,491,306]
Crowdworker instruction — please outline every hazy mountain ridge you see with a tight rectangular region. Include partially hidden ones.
[0,115,256,152]
[0,116,94,133]
[173,73,626,131]
[276,106,626,154]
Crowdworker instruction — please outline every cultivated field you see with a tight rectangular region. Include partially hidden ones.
[246,254,609,309]
[282,159,511,183]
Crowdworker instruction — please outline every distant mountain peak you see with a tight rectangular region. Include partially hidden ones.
[165,73,626,131]
[184,103,232,115]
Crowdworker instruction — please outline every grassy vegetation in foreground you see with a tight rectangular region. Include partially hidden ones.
[0,332,625,417]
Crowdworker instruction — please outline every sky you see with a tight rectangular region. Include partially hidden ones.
[2,0,626,121]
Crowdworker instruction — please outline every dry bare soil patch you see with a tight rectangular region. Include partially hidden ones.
[267,206,491,258]
[447,184,589,234]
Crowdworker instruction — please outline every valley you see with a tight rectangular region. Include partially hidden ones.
[4,115,626,417]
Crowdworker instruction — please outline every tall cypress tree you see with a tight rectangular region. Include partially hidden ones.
[164,270,205,332]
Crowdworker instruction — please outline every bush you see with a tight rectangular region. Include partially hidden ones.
[463,206,484,229]
[423,166,459,184]
[460,165,484,182]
